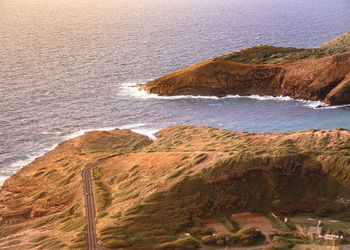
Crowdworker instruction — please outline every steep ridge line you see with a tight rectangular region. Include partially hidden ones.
[82,155,118,250]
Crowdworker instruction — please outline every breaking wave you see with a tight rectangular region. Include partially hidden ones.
[0,123,160,186]
[119,82,329,109]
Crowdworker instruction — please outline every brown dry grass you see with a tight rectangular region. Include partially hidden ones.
[0,129,151,249]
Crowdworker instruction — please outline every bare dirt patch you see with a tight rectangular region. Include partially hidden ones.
[202,219,220,225]
[231,212,264,219]
[203,221,232,235]
[236,216,278,243]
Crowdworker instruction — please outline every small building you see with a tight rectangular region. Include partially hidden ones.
[324,234,340,240]
[307,227,322,237]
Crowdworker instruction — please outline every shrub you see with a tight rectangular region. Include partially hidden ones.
[216,239,225,246]
[285,221,296,230]
[154,235,177,244]
[190,227,203,236]
[230,235,239,244]
[101,238,129,248]
[215,232,225,241]
[200,227,215,236]
[264,236,295,249]
[236,227,260,237]
[155,237,200,249]
[201,235,216,245]
[335,238,349,245]
[233,227,264,246]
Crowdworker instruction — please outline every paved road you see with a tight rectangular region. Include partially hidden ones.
[82,155,117,250]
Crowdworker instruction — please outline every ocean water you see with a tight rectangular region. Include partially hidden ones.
[1,0,350,185]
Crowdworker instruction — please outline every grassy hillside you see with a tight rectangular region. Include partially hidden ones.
[1,126,349,249]
[0,129,152,249]
[217,32,350,64]
[89,126,350,248]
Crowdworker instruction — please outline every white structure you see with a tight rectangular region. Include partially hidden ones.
[324,234,340,240]
[307,227,322,237]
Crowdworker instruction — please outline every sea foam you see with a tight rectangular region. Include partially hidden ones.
[0,123,160,187]
[119,82,331,109]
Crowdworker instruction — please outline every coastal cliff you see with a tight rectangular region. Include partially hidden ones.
[0,126,350,249]
[139,32,350,105]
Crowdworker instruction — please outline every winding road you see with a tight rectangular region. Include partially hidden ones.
[82,155,117,250]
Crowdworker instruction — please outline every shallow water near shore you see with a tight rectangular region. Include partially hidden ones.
[1,0,350,185]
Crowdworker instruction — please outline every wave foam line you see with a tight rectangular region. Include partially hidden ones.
[0,143,58,186]
[0,123,160,187]
[64,123,158,140]
[119,82,331,109]
[69,124,160,141]
[119,82,221,100]
[0,176,8,187]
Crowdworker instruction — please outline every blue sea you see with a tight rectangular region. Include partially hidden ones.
[1,0,350,185]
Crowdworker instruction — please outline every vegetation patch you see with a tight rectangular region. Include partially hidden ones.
[33,171,45,177]
[98,143,350,248]
[58,173,75,186]
[155,237,200,249]
[33,191,47,200]
[219,44,350,64]
[44,169,57,177]
[60,217,85,232]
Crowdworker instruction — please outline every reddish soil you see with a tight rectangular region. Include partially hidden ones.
[236,216,278,244]
[207,223,232,235]
[231,212,264,219]
[140,53,350,105]
[202,219,220,225]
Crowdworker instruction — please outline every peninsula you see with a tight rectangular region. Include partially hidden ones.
[139,32,350,105]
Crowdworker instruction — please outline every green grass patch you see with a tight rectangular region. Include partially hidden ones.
[60,217,85,232]
[268,214,290,232]
[29,235,48,243]
[33,171,45,177]
[220,215,237,233]
[33,191,47,200]
[155,237,200,249]
[33,214,60,228]
[54,157,67,163]
[219,45,350,64]
[58,173,75,186]
[44,169,57,177]
[193,154,208,165]
[166,168,185,179]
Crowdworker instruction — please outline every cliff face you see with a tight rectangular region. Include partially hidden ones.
[139,32,350,105]
[0,126,349,249]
